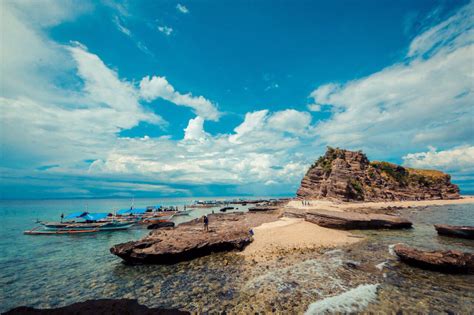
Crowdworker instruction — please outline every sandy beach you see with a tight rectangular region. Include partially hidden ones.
[286,196,474,212]
[240,217,362,261]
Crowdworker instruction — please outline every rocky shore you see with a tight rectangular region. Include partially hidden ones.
[111,212,280,264]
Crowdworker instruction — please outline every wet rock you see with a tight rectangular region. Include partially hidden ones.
[5,299,189,314]
[297,147,460,201]
[305,210,412,229]
[248,206,279,212]
[434,224,474,240]
[147,221,175,229]
[393,243,474,274]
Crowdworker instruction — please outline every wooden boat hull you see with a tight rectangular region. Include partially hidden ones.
[24,229,99,235]
[435,224,474,239]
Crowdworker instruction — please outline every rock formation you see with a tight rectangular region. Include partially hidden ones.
[393,244,474,274]
[5,299,189,314]
[305,210,412,229]
[297,147,460,201]
[111,212,279,265]
[434,224,474,239]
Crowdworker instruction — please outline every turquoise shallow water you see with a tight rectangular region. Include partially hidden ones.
[1,199,473,313]
[0,197,272,312]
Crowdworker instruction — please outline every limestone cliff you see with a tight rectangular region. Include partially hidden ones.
[297,147,460,201]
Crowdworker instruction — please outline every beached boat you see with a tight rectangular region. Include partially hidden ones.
[173,209,192,216]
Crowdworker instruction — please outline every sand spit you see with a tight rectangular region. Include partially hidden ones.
[240,217,362,262]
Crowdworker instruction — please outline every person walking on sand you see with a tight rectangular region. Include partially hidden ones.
[203,215,209,232]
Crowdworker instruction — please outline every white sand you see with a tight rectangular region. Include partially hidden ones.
[287,196,474,212]
[241,217,361,261]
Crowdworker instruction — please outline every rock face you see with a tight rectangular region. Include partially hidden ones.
[4,299,189,314]
[305,210,412,229]
[434,224,474,239]
[111,212,278,265]
[297,147,460,201]
[394,244,474,274]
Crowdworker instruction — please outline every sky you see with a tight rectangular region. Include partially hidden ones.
[0,0,473,199]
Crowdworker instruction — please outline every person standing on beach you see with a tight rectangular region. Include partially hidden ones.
[60,213,64,223]
[203,215,209,232]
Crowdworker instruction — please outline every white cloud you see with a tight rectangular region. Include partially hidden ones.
[267,109,312,135]
[158,25,173,36]
[184,116,208,142]
[176,4,189,14]
[403,146,474,173]
[139,76,220,121]
[307,104,321,112]
[309,1,474,158]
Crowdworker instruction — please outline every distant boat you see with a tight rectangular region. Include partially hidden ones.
[25,212,134,235]
[173,209,192,216]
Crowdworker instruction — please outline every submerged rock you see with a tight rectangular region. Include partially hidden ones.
[434,224,474,239]
[305,210,412,230]
[393,244,474,274]
[4,299,189,314]
[111,213,277,265]
[297,147,460,201]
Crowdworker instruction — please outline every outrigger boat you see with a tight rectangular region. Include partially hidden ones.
[117,206,176,223]
[24,212,134,235]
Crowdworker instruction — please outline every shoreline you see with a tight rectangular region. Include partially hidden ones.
[286,196,474,212]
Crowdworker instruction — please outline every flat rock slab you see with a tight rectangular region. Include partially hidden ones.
[435,224,474,239]
[394,244,474,274]
[5,299,189,314]
[111,212,278,265]
[248,206,279,212]
[305,209,412,229]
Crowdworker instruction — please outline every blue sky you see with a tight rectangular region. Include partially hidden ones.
[1,0,473,199]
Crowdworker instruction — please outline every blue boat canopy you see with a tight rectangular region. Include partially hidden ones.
[65,211,88,219]
[117,208,147,215]
[82,213,109,221]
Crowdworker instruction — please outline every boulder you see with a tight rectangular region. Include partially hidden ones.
[393,244,474,274]
[4,299,189,314]
[147,221,175,229]
[297,147,460,201]
[305,209,412,229]
[434,224,474,239]
[111,213,275,265]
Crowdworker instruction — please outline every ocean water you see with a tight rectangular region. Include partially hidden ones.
[0,197,266,312]
[1,199,473,313]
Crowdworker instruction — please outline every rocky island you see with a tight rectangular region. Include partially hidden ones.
[297,147,460,201]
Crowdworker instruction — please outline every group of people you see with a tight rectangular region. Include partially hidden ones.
[301,200,311,206]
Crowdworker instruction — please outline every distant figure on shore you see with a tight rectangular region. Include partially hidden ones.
[60,213,64,223]
[203,215,209,232]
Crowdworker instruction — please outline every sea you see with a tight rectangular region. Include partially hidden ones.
[0,198,473,313]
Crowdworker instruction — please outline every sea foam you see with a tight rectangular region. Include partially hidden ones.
[304,283,379,314]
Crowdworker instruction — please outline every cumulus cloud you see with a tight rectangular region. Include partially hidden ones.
[176,4,189,14]
[139,76,220,121]
[268,109,312,135]
[403,146,474,173]
[183,116,209,141]
[310,1,474,158]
